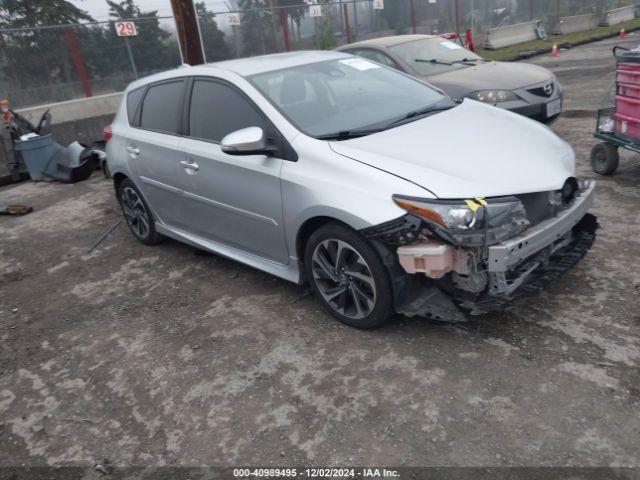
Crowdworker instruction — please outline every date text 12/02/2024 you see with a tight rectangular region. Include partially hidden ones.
[233,468,400,478]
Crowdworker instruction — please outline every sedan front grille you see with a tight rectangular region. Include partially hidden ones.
[527,82,555,98]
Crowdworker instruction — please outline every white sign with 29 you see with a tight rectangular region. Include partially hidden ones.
[115,21,137,36]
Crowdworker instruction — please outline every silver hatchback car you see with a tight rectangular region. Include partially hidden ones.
[107,51,597,329]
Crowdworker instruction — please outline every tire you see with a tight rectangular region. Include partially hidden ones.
[117,178,164,245]
[304,223,394,329]
[591,143,619,176]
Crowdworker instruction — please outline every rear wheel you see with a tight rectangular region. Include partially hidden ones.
[591,142,619,175]
[117,178,164,245]
[304,223,394,329]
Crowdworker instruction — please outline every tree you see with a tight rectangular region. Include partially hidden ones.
[0,0,94,105]
[238,0,274,55]
[313,0,336,50]
[196,2,231,62]
[0,0,92,27]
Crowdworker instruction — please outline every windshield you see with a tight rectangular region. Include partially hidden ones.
[249,58,448,138]
[390,38,483,77]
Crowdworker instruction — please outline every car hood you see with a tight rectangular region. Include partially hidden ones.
[424,61,553,99]
[328,99,575,199]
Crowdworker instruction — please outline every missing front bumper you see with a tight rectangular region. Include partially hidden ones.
[487,180,595,273]
[457,213,598,314]
[392,213,598,321]
[365,181,597,322]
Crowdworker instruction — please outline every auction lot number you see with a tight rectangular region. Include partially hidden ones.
[115,21,137,37]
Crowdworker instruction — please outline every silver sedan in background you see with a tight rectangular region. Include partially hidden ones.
[336,35,563,123]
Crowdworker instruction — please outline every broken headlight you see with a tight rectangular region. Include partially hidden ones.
[392,195,530,247]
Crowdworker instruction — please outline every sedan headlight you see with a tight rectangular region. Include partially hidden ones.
[468,90,519,103]
[392,195,530,247]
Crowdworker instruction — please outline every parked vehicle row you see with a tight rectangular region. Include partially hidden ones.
[107,49,596,329]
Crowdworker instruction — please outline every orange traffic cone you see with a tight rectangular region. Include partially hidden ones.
[551,44,560,57]
[620,27,626,39]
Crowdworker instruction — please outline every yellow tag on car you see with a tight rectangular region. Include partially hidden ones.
[465,199,480,212]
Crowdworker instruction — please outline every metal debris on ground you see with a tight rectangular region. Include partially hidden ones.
[93,458,112,475]
[61,417,94,425]
[0,204,32,215]
[87,219,122,254]
[30,423,44,433]
[290,287,313,304]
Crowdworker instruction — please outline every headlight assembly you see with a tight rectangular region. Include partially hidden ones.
[468,90,519,103]
[392,195,530,247]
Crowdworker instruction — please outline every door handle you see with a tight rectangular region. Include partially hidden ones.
[126,145,140,155]
[180,159,199,172]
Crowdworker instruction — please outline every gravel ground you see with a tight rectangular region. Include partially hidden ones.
[0,37,639,471]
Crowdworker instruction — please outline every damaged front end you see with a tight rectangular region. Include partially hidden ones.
[361,179,598,322]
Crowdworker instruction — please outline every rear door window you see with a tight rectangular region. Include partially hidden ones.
[139,80,185,134]
[188,79,268,142]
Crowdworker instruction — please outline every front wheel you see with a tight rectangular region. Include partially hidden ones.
[591,142,619,175]
[304,223,394,329]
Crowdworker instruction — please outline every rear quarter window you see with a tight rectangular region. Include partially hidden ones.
[126,87,145,125]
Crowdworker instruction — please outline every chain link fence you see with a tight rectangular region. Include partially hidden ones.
[0,17,181,108]
[0,0,634,108]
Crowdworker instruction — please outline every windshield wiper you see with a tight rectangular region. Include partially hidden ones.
[315,128,385,141]
[316,102,457,140]
[383,103,456,129]
[451,57,482,64]
[415,58,452,66]
[415,58,480,66]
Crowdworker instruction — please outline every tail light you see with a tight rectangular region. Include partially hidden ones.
[103,125,112,142]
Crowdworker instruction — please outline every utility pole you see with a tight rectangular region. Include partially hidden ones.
[115,17,139,79]
[470,0,475,31]
[353,2,358,40]
[454,0,460,34]
[124,36,139,79]
[267,0,278,52]
[170,0,205,65]
[279,8,291,51]
[63,28,92,97]
[343,3,352,43]
[410,0,417,34]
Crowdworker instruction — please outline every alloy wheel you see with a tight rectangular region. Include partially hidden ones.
[121,186,150,239]
[311,239,377,320]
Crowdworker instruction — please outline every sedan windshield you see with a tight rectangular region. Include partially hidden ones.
[249,58,450,138]
[390,38,483,77]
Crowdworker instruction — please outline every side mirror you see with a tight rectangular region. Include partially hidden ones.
[221,126,274,156]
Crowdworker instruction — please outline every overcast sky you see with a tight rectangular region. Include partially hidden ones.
[69,0,231,21]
